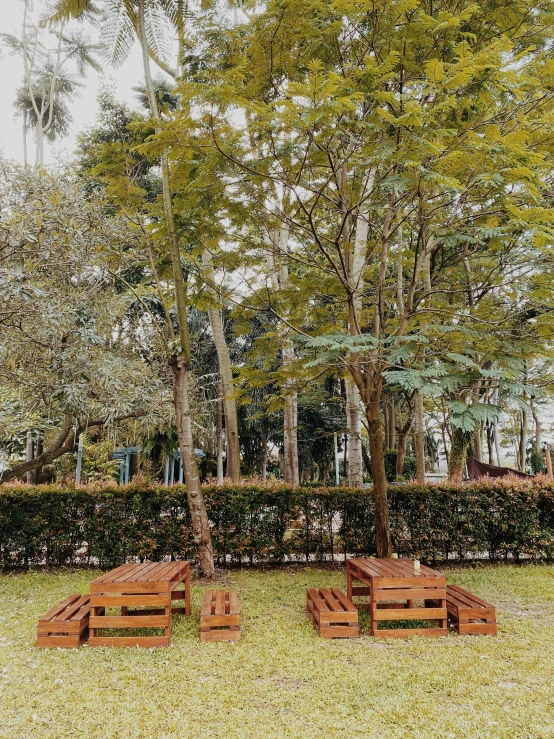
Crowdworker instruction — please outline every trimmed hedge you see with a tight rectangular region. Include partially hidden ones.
[1,478,554,568]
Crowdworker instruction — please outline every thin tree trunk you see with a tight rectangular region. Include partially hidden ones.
[345,375,363,487]
[138,0,213,574]
[414,389,425,483]
[366,397,392,557]
[202,249,240,480]
[261,426,268,481]
[519,408,528,472]
[216,390,223,484]
[283,334,299,486]
[171,356,213,574]
[473,385,482,461]
[26,432,34,484]
[396,417,414,478]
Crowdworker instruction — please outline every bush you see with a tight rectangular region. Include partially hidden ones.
[1,477,554,568]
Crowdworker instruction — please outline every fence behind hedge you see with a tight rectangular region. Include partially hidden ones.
[1,478,554,568]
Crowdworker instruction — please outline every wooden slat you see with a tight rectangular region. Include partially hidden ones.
[201,630,241,642]
[90,594,169,608]
[373,607,445,622]
[228,590,240,615]
[319,611,359,624]
[201,591,214,617]
[114,562,157,583]
[90,581,170,594]
[447,584,493,609]
[215,590,225,616]
[372,577,445,589]
[37,634,84,648]
[200,614,240,628]
[39,594,82,623]
[88,636,170,648]
[54,595,89,622]
[319,588,342,612]
[331,588,357,612]
[373,588,438,601]
[319,625,359,638]
[92,564,133,584]
[90,615,169,628]
[457,622,497,635]
[374,627,448,638]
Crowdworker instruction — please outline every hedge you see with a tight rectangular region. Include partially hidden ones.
[1,477,554,568]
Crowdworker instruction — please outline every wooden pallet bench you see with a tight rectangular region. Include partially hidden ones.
[444,584,497,635]
[200,590,240,642]
[37,594,101,648]
[307,588,359,638]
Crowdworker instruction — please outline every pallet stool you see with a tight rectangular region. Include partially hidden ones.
[307,588,359,638]
[200,590,240,642]
[444,584,497,635]
[37,594,101,648]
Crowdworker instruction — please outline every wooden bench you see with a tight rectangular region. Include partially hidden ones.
[307,588,359,638]
[200,590,240,642]
[429,585,497,635]
[37,594,102,648]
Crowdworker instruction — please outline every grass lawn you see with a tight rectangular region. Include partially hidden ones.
[1,563,554,739]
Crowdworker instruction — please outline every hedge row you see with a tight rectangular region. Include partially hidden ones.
[2,478,554,568]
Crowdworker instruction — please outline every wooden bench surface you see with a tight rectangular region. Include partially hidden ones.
[307,588,359,638]
[307,588,357,615]
[201,589,240,617]
[446,584,494,610]
[38,594,92,633]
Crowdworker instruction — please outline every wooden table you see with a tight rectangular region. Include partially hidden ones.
[88,561,191,648]
[347,558,448,638]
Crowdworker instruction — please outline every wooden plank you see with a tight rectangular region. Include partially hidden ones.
[90,615,169,628]
[373,607,446,621]
[90,594,169,608]
[374,577,445,589]
[374,627,448,638]
[319,588,342,612]
[200,630,240,642]
[92,564,134,584]
[145,561,181,582]
[373,588,440,601]
[54,596,90,622]
[114,562,157,583]
[200,614,240,628]
[457,622,497,636]
[228,590,240,615]
[331,589,357,612]
[88,636,170,648]
[319,611,358,624]
[447,585,493,609]
[319,625,359,638]
[90,581,169,594]
[37,634,84,648]
[39,594,82,623]
[215,590,226,616]
[201,591,215,617]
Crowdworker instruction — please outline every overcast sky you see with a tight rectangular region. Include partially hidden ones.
[0,3,153,165]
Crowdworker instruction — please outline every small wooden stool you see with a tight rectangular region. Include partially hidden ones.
[307,588,359,638]
[200,590,240,642]
[444,584,497,635]
[37,594,101,648]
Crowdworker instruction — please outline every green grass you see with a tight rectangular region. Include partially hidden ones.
[1,563,554,739]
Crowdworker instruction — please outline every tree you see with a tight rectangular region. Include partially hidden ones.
[2,0,100,167]
[0,162,164,480]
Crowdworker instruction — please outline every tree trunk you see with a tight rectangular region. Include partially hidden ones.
[414,389,425,483]
[345,375,363,487]
[365,398,391,557]
[261,425,268,481]
[216,390,223,484]
[396,417,414,478]
[473,386,482,462]
[26,432,34,484]
[202,250,240,480]
[138,0,213,574]
[171,355,214,575]
[448,427,471,483]
[519,408,528,472]
[283,335,299,486]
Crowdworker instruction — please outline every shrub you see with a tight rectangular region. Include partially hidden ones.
[1,477,554,567]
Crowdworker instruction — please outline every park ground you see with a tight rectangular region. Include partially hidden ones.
[1,564,554,739]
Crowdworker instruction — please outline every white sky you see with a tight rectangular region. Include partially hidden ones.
[0,3,153,164]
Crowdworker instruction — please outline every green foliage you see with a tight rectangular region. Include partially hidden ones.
[2,478,554,568]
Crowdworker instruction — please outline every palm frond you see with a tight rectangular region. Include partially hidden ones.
[101,0,136,67]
